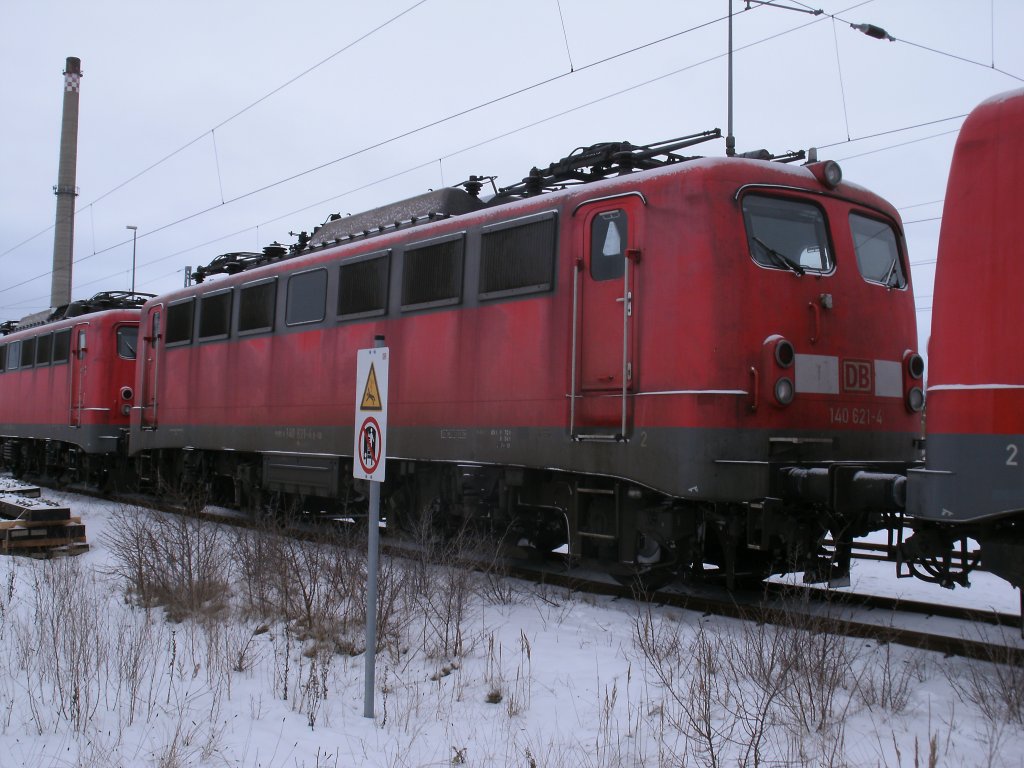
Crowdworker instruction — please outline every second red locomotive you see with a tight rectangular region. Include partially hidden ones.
[0,292,147,486]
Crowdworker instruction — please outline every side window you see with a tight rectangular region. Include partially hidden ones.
[743,195,833,274]
[20,337,36,368]
[117,326,138,360]
[0,344,5,373]
[7,341,20,371]
[199,290,232,340]
[238,278,277,334]
[590,210,628,281]
[849,212,906,288]
[401,235,464,311]
[52,329,71,364]
[35,334,52,366]
[339,252,390,319]
[480,214,557,299]
[286,269,328,326]
[166,298,195,345]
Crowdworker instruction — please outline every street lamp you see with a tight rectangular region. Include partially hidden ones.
[125,225,137,294]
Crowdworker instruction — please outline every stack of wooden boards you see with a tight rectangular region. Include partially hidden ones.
[0,477,87,555]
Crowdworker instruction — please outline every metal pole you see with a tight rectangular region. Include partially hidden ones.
[363,333,385,719]
[126,225,137,293]
[726,1,736,157]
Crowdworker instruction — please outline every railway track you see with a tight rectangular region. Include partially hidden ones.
[493,557,1024,664]
[10,476,1024,665]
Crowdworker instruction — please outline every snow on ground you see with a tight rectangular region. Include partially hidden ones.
[0,487,1021,767]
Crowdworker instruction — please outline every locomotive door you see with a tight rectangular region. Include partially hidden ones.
[571,196,643,438]
[68,323,89,428]
[140,306,161,430]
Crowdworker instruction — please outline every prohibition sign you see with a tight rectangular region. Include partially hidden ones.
[358,416,383,476]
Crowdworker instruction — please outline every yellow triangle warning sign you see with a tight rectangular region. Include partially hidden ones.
[360,363,383,411]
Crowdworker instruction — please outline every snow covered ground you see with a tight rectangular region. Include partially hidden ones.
[0,487,1021,767]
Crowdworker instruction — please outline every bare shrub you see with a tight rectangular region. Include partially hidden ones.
[721,618,795,766]
[773,610,859,734]
[685,624,737,768]
[104,505,230,619]
[295,643,333,729]
[113,607,159,726]
[232,522,410,658]
[635,608,735,767]
[230,622,270,673]
[481,630,533,716]
[29,557,111,732]
[635,597,863,767]
[231,522,288,619]
[407,513,480,658]
[945,639,1024,724]
[856,640,921,714]
[280,534,349,636]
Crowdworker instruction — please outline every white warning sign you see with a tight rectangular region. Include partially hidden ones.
[354,347,389,482]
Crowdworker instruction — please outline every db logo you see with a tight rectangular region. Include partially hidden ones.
[843,360,873,393]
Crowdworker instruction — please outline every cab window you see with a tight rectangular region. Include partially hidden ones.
[849,212,906,288]
[743,195,832,274]
[590,210,628,281]
[117,326,138,359]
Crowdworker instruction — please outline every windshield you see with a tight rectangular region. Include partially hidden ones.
[743,195,833,274]
[117,325,138,360]
[849,212,907,288]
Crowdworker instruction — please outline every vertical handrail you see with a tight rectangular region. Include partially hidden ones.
[143,310,161,430]
[620,253,630,439]
[569,259,582,438]
[67,334,76,428]
[808,300,821,345]
[69,324,87,428]
[621,248,641,439]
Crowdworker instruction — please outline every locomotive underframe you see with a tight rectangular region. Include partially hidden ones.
[0,426,922,590]
[0,428,929,592]
[898,515,1024,593]
[121,444,897,588]
[0,435,130,490]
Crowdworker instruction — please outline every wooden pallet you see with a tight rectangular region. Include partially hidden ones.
[0,480,88,555]
[0,477,41,499]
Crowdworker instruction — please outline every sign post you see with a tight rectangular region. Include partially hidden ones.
[356,336,388,719]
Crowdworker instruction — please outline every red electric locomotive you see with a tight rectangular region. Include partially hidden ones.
[129,136,922,585]
[0,293,146,486]
[905,88,1024,594]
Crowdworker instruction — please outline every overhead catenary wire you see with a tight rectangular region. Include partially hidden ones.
[0,5,767,297]
[85,0,433,212]
[14,98,962,309]
[0,1,1009,312]
[554,0,575,72]
[831,15,852,141]
[0,1,975,308]
[0,0,431,264]
[830,7,1024,83]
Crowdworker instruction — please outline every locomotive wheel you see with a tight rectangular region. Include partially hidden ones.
[610,561,677,593]
[610,533,680,592]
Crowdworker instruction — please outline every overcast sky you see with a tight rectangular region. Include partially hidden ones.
[2,0,1022,355]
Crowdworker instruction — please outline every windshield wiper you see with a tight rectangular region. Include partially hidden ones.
[753,236,805,276]
[882,256,901,288]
